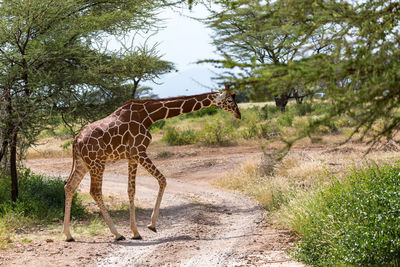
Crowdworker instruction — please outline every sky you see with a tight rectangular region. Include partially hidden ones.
[110,5,221,98]
[145,6,221,98]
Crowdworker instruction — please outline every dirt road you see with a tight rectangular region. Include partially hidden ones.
[3,145,303,266]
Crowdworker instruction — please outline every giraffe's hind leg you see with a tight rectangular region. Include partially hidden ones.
[128,158,142,239]
[63,158,88,242]
[89,162,125,241]
[138,152,167,233]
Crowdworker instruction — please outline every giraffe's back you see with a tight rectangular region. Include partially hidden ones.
[74,107,151,165]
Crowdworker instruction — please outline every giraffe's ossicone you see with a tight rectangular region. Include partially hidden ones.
[63,90,241,241]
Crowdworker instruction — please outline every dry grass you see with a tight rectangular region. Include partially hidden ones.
[26,137,72,159]
[214,159,276,208]
[238,101,272,109]
[215,140,400,214]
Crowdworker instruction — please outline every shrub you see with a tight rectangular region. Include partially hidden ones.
[260,121,281,138]
[240,110,262,139]
[60,140,72,150]
[261,104,280,119]
[0,168,86,248]
[239,106,263,122]
[315,121,340,135]
[0,169,85,221]
[183,106,219,118]
[311,102,329,115]
[240,121,280,140]
[200,120,237,146]
[284,163,400,266]
[162,127,198,145]
[241,121,261,139]
[277,112,294,127]
[290,102,313,116]
[149,120,166,132]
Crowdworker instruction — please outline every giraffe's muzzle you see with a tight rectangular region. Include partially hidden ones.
[234,109,241,119]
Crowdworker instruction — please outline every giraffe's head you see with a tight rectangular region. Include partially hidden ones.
[213,91,241,119]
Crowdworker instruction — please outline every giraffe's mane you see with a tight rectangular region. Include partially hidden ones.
[123,92,219,105]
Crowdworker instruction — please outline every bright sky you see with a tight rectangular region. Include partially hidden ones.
[109,5,220,98]
[156,6,215,71]
[146,5,220,98]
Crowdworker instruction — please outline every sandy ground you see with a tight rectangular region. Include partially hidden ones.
[0,144,304,266]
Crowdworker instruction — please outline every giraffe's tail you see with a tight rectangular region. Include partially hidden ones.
[65,138,78,185]
[64,138,77,215]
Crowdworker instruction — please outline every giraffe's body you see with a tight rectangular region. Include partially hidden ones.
[63,91,241,241]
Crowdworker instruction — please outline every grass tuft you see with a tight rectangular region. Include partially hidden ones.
[162,127,198,145]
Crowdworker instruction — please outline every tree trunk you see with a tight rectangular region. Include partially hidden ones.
[0,140,8,164]
[274,94,289,112]
[10,131,18,202]
[295,97,304,104]
[131,79,141,99]
[293,90,304,104]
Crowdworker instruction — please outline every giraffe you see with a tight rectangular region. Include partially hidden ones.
[63,90,241,241]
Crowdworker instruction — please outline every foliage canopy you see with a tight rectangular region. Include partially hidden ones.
[0,0,176,201]
[204,0,400,146]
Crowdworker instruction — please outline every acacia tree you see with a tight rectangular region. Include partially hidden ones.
[206,0,400,146]
[0,0,171,201]
[112,42,175,99]
[259,0,400,147]
[202,0,327,110]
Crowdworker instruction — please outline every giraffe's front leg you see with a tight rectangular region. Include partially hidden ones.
[128,158,142,239]
[138,152,167,233]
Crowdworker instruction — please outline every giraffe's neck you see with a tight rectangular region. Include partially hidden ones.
[145,92,218,124]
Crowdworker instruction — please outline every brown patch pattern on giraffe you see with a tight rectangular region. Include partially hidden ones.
[63,91,241,241]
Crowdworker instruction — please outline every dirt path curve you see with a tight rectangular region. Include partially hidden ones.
[86,172,298,266]
[19,145,304,266]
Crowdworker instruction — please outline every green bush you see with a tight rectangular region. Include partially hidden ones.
[240,121,261,139]
[311,102,329,115]
[277,112,294,127]
[0,169,85,222]
[240,121,280,139]
[260,121,281,138]
[288,163,400,266]
[60,140,72,150]
[200,120,237,146]
[289,102,313,116]
[183,106,219,118]
[149,120,166,132]
[162,127,198,145]
[261,104,280,119]
[240,108,266,139]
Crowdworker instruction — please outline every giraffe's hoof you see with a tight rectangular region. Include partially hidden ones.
[131,235,143,240]
[115,235,126,241]
[147,225,157,232]
[66,237,75,242]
